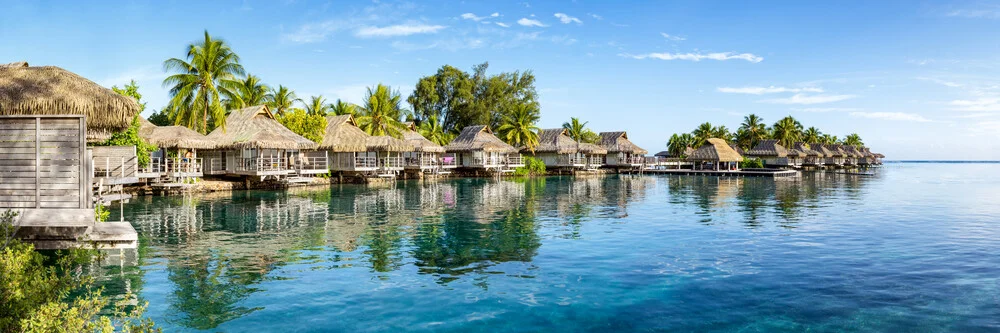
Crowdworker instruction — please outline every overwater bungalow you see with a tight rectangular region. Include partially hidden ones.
[747,139,802,169]
[0,62,142,186]
[205,105,322,180]
[444,125,524,171]
[728,143,746,156]
[401,123,456,173]
[365,135,414,177]
[532,129,592,170]
[822,144,846,167]
[841,145,861,166]
[794,142,824,167]
[137,117,216,182]
[687,138,743,171]
[578,142,608,170]
[599,131,648,169]
[319,115,377,174]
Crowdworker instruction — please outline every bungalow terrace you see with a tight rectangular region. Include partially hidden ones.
[365,135,414,177]
[841,145,861,166]
[823,144,846,167]
[747,139,802,169]
[599,131,648,169]
[204,105,321,180]
[137,117,216,183]
[794,142,824,167]
[578,142,608,170]
[320,115,377,173]
[687,138,743,171]
[444,125,523,172]
[531,129,600,170]
[401,123,456,173]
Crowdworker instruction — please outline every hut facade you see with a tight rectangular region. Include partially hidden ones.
[822,144,846,167]
[444,125,523,171]
[578,142,608,170]
[205,105,322,178]
[687,138,744,171]
[320,114,379,173]
[746,139,802,168]
[793,142,825,167]
[531,129,590,169]
[841,145,861,166]
[599,131,648,168]
[365,135,414,176]
[401,123,455,173]
[137,117,217,182]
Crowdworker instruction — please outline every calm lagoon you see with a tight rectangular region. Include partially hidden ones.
[100,163,1000,332]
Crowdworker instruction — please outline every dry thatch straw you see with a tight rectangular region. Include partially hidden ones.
[812,143,834,157]
[599,131,648,154]
[728,143,746,155]
[402,123,445,153]
[747,139,791,157]
[533,128,580,154]
[0,63,141,143]
[793,142,823,157]
[687,138,743,162]
[138,117,216,150]
[444,125,519,153]
[367,135,415,152]
[842,145,864,158]
[578,142,608,155]
[319,114,369,152]
[207,105,317,150]
[824,144,846,157]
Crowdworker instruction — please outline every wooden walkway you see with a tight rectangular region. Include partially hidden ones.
[642,169,800,178]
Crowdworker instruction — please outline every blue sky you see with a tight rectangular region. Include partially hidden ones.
[2,0,999,160]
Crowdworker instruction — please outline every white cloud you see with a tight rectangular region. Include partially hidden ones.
[950,98,1000,112]
[717,86,824,94]
[554,13,582,24]
[946,6,1000,19]
[660,33,685,41]
[917,77,963,88]
[355,24,446,37]
[758,93,857,104]
[620,52,763,63]
[496,22,510,28]
[390,38,485,52]
[791,107,863,113]
[517,17,547,27]
[460,12,500,22]
[849,112,931,122]
[589,13,603,20]
[282,20,348,43]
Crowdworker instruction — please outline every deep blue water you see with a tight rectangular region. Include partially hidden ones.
[100,163,1000,332]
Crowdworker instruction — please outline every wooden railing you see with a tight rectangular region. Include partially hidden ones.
[236,157,287,173]
[355,157,377,169]
[380,156,404,169]
[92,155,139,179]
[295,156,329,172]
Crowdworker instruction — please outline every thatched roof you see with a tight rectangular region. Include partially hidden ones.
[843,145,864,158]
[402,123,445,153]
[319,114,369,152]
[207,105,317,150]
[812,143,834,157]
[746,139,790,157]
[654,147,694,158]
[367,135,414,152]
[728,143,746,155]
[687,138,743,162]
[533,128,579,154]
[444,125,518,153]
[599,131,648,154]
[0,63,141,143]
[824,144,845,157]
[138,117,216,150]
[788,148,808,157]
[578,142,607,155]
[793,142,823,157]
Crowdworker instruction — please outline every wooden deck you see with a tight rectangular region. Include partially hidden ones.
[642,168,800,178]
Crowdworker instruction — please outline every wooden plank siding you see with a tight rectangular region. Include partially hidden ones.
[0,116,89,210]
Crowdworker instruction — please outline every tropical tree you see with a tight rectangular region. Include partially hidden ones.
[842,133,864,147]
[562,117,589,142]
[302,95,331,116]
[221,74,269,110]
[580,129,601,144]
[418,114,453,146]
[739,114,768,149]
[496,104,541,153]
[803,127,823,143]
[713,125,730,140]
[163,30,246,133]
[356,84,407,138]
[330,99,358,116]
[264,85,300,116]
[691,122,715,148]
[771,116,803,147]
[277,108,327,143]
[732,128,751,150]
[821,134,839,145]
[667,133,694,157]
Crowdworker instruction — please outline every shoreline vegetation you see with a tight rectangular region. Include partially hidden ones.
[666,115,865,161]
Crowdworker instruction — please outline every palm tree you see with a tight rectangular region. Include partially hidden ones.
[221,74,269,110]
[691,122,715,148]
[562,117,588,142]
[771,116,803,147]
[418,114,452,146]
[265,85,301,116]
[497,104,541,153]
[713,125,730,140]
[163,30,246,133]
[739,114,768,149]
[303,95,330,116]
[356,84,407,138]
[842,133,864,147]
[667,133,694,157]
[580,129,601,144]
[803,127,822,143]
[732,128,751,150]
[822,134,839,145]
[330,99,358,116]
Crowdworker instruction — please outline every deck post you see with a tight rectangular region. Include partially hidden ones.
[35,117,41,209]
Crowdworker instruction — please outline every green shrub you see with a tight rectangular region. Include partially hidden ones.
[98,116,158,169]
[514,156,546,177]
[740,157,764,169]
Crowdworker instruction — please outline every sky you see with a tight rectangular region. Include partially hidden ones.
[2,0,999,160]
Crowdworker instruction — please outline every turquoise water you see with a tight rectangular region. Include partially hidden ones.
[101,163,1000,332]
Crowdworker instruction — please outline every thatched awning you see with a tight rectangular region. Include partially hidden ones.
[824,144,845,157]
[728,143,746,155]
[578,142,607,155]
[319,115,369,152]
[138,117,216,150]
[0,63,141,143]
[794,142,822,157]
[747,139,790,157]
[687,138,743,162]
[599,131,648,154]
[367,135,414,152]
[813,143,834,157]
[402,124,445,153]
[444,125,519,153]
[843,145,864,158]
[533,128,579,154]
[207,105,317,150]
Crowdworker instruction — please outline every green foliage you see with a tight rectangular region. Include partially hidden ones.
[146,109,172,126]
[98,116,157,168]
[739,157,764,169]
[220,74,270,110]
[163,30,246,134]
[94,204,110,223]
[842,133,864,147]
[277,108,328,143]
[265,85,301,116]
[667,133,695,157]
[111,80,146,113]
[580,129,601,144]
[357,84,408,138]
[407,62,539,134]
[771,115,804,147]
[1,211,160,332]
[513,156,546,177]
[417,114,454,145]
[303,95,330,116]
[737,114,768,150]
[496,104,540,151]
[330,99,358,116]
